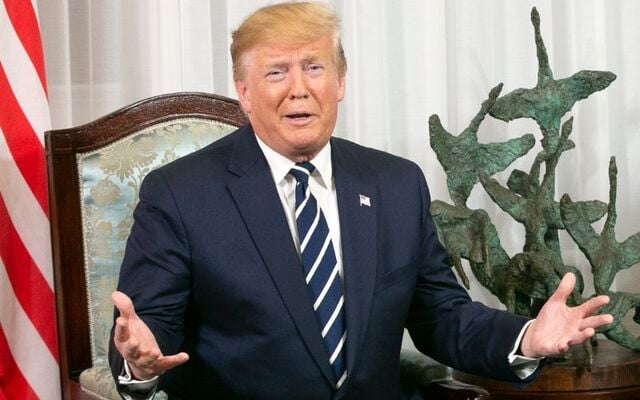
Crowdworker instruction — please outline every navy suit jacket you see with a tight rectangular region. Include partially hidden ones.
[109,125,533,399]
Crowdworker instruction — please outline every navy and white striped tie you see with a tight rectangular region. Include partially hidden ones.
[289,162,347,389]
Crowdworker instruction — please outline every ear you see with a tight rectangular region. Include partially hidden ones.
[337,75,346,102]
[234,79,251,114]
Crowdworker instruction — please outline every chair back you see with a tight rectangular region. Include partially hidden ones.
[46,92,247,399]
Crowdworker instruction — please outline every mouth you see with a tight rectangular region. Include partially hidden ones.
[284,112,315,125]
[285,113,313,120]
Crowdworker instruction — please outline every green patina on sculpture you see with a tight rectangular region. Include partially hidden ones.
[429,7,640,358]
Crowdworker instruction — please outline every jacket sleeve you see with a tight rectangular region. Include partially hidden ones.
[108,169,192,386]
[404,166,537,383]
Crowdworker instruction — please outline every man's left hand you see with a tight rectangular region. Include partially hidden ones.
[520,272,614,358]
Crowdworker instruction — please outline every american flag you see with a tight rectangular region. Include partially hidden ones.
[0,0,60,399]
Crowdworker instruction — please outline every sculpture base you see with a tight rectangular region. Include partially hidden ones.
[453,340,640,399]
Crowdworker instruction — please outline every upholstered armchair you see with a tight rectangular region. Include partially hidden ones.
[46,92,487,400]
[46,93,247,399]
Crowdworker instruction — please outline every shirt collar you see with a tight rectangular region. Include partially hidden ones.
[255,135,333,188]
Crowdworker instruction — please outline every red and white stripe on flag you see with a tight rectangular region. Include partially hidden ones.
[0,0,60,399]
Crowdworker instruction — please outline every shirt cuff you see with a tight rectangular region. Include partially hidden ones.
[508,319,543,379]
[117,360,159,400]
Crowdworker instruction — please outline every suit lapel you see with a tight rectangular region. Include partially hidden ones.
[331,139,378,379]
[226,127,335,386]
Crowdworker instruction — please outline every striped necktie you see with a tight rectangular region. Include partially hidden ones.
[289,162,347,389]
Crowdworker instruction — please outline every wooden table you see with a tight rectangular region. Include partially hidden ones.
[454,340,640,399]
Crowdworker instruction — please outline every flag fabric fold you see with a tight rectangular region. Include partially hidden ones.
[0,0,60,398]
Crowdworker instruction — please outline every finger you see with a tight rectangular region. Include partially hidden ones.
[114,316,130,343]
[568,328,595,347]
[579,313,614,331]
[554,342,570,355]
[112,291,136,320]
[128,349,162,380]
[124,336,141,360]
[548,273,575,303]
[131,347,160,368]
[154,352,190,373]
[578,295,610,316]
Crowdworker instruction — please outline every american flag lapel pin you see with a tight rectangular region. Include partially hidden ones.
[359,194,371,207]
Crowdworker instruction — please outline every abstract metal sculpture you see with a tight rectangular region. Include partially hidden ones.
[429,7,640,358]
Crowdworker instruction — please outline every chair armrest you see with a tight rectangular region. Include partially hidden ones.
[400,349,490,399]
[420,379,490,400]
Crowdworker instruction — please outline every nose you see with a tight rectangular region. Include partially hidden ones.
[288,68,309,100]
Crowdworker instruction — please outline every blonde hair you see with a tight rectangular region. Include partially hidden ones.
[231,1,347,80]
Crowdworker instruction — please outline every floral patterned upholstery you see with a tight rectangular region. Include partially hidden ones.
[75,118,238,399]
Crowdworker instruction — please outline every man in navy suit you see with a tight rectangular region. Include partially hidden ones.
[109,2,613,399]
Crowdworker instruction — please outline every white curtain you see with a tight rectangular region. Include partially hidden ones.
[38,0,640,333]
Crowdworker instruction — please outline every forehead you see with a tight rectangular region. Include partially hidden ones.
[243,36,335,67]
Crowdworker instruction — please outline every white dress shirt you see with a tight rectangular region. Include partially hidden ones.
[256,136,344,279]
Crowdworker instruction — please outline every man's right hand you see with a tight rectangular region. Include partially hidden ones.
[112,291,189,380]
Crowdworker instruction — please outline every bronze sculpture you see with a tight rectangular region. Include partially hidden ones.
[429,7,640,359]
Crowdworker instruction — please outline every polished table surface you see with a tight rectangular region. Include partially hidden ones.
[454,340,640,399]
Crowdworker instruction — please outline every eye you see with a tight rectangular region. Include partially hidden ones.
[266,69,286,81]
[306,64,324,76]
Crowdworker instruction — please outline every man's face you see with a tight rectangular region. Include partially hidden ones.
[234,35,345,162]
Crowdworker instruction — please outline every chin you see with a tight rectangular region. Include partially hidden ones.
[286,143,322,160]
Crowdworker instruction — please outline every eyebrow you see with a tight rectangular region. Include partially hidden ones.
[301,55,323,65]
[264,61,289,70]
[263,53,324,69]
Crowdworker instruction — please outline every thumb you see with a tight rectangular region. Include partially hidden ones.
[549,273,575,303]
[112,291,137,320]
